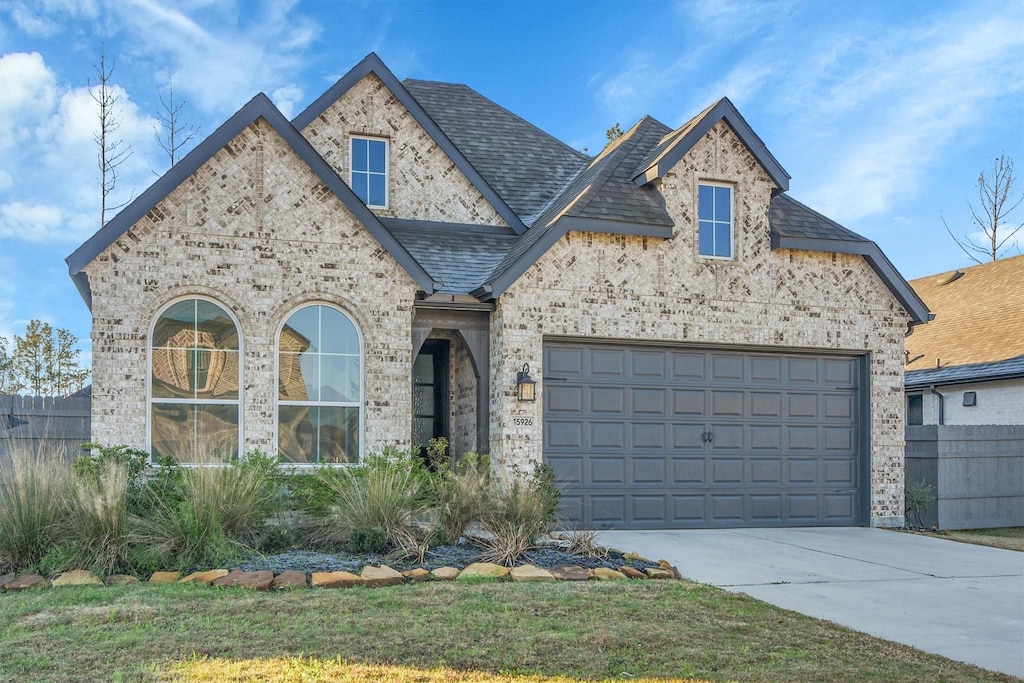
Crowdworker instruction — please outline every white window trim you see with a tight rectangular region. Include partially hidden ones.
[349,135,389,210]
[273,303,365,467]
[146,296,244,466]
[697,181,735,261]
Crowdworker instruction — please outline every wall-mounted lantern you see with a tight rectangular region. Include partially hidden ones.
[516,363,536,402]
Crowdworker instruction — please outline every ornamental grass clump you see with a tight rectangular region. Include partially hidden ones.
[0,446,72,568]
[62,459,132,575]
[133,450,280,571]
[478,464,561,566]
[313,446,431,551]
[433,450,490,542]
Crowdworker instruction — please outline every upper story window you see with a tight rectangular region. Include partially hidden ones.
[350,136,388,208]
[698,183,733,259]
[150,298,241,464]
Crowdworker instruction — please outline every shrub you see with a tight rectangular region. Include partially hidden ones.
[905,478,937,529]
[433,451,490,542]
[347,526,388,554]
[132,450,280,570]
[313,446,430,550]
[478,464,561,566]
[0,448,72,568]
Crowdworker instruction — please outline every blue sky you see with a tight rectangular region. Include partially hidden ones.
[1,0,1022,368]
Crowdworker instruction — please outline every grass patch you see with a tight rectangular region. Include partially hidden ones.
[946,527,1024,552]
[0,581,1013,682]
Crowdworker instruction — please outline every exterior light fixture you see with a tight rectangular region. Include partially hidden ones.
[516,363,537,402]
[962,391,977,407]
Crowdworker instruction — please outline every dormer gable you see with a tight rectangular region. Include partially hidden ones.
[632,97,790,193]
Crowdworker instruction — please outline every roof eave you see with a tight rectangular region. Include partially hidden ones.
[632,98,791,192]
[771,232,931,324]
[291,52,527,235]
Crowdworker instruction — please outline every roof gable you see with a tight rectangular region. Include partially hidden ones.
[632,97,790,192]
[292,53,526,234]
[66,92,439,308]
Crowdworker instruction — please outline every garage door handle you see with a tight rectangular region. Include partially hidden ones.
[702,430,714,443]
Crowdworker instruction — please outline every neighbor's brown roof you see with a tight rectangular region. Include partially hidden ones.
[906,254,1024,370]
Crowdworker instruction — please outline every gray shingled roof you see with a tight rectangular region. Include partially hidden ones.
[906,354,1024,389]
[769,193,871,242]
[403,79,588,226]
[382,220,518,294]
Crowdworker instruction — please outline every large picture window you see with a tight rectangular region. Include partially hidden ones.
[698,183,733,258]
[350,136,388,208]
[278,305,362,463]
[150,298,241,463]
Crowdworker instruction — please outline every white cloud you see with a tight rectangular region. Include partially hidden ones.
[270,84,304,119]
[0,51,160,244]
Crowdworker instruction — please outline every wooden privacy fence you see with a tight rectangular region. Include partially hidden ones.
[906,424,1024,530]
[0,394,92,465]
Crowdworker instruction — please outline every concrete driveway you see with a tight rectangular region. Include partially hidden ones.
[599,527,1024,678]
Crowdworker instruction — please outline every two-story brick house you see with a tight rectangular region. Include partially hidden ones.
[67,54,928,529]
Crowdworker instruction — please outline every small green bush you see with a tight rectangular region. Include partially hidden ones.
[347,526,388,554]
[905,478,937,529]
[0,448,72,568]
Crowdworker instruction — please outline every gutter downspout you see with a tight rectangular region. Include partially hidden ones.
[929,385,945,425]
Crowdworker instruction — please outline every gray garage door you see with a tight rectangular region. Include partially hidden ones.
[543,341,864,529]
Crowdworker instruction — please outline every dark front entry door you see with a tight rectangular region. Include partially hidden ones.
[413,339,450,455]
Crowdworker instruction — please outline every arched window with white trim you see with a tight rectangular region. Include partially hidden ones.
[150,298,241,463]
[278,304,362,463]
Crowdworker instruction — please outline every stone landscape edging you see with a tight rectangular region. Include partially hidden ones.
[1,557,683,592]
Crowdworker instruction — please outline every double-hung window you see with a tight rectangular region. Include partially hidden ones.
[698,183,733,258]
[350,136,388,208]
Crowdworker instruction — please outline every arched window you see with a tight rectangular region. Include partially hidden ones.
[150,298,241,463]
[278,304,361,463]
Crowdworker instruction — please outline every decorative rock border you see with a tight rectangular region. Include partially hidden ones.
[1,559,684,592]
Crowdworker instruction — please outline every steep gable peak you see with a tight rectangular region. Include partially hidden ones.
[293,53,526,233]
[632,97,790,192]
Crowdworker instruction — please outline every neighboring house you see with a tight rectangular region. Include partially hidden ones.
[67,53,928,530]
[905,255,1024,426]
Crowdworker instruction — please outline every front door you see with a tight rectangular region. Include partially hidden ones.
[413,339,450,460]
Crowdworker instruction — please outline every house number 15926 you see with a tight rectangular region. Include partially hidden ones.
[513,417,534,426]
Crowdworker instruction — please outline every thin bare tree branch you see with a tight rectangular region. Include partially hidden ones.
[947,154,1023,262]
[91,47,134,227]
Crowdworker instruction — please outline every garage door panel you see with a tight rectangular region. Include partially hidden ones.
[631,495,667,523]
[672,389,705,416]
[589,422,624,449]
[632,457,667,484]
[590,458,625,485]
[673,424,706,449]
[590,387,625,414]
[546,421,583,448]
[543,342,862,529]
[750,356,783,382]
[672,353,706,380]
[631,423,666,449]
[591,349,626,377]
[673,458,706,483]
[548,347,583,376]
[547,385,583,413]
[632,388,667,415]
[712,458,744,483]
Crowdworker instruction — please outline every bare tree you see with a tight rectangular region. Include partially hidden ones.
[944,154,1023,263]
[153,80,200,170]
[92,48,133,227]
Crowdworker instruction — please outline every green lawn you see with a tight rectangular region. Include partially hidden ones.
[0,581,1013,683]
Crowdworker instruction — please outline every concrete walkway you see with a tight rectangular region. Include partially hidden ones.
[599,527,1024,678]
